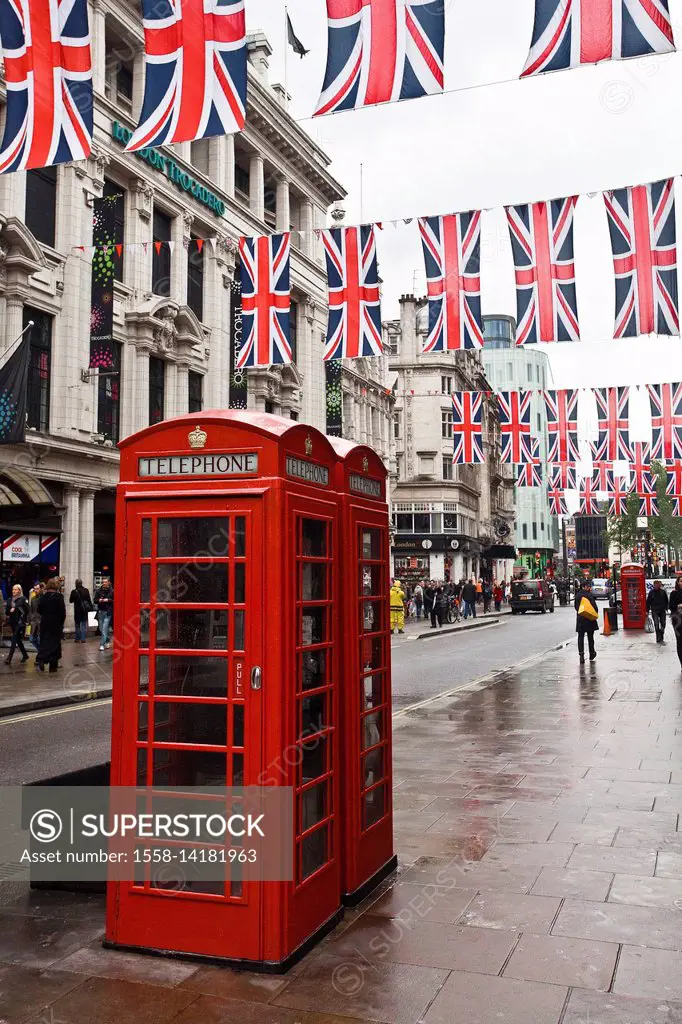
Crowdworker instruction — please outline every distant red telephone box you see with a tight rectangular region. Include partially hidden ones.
[330,439,396,904]
[620,562,647,630]
[105,412,394,971]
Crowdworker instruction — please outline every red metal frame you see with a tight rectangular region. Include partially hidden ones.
[620,562,647,630]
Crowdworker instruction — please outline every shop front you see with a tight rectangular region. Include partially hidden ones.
[0,530,61,598]
[391,535,480,586]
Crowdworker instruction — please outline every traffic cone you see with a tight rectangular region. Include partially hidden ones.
[602,609,612,637]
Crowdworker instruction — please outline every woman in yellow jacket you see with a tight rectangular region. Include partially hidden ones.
[390,580,406,635]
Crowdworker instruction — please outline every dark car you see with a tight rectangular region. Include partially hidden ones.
[510,579,554,615]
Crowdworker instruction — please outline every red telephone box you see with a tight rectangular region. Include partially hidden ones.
[620,562,647,630]
[330,439,396,904]
[106,412,345,970]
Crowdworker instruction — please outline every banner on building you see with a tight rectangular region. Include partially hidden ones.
[325,360,343,437]
[228,275,247,410]
[0,332,30,445]
[89,195,121,370]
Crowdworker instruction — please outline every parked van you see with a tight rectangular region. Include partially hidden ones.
[510,579,554,615]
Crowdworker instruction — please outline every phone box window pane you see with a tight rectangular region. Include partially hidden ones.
[301,826,328,880]
[139,656,149,694]
[302,607,326,646]
[141,520,152,558]
[234,563,246,604]
[155,656,227,698]
[301,783,327,832]
[157,518,230,558]
[301,692,326,738]
[234,610,245,651]
[364,785,386,830]
[363,671,384,710]
[156,564,228,604]
[362,710,383,750]
[232,753,244,786]
[153,701,227,747]
[301,649,327,690]
[233,704,245,748]
[137,747,147,784]
[138,702,149,738]
[302,563,326,602]
[141,565,151,603]
[363,601,382,633]
[361,564,382,597]
[140,609,150,648]
[152,749,226,787]
[361,636,384,672]
[362,529,382,560]
[363,746,385,789]
[301,735,328,784]
[235,517,246,557]
[155,609,228,650]
[301,519,326,557]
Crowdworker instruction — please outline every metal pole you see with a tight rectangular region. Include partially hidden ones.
[562,517,568,577]
[284,5,289,112]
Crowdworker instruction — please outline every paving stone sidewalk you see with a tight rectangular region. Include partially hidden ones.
[0,639,113,717]
[2,628,682,1023]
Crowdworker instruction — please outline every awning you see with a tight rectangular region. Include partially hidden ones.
[482,544,517,560]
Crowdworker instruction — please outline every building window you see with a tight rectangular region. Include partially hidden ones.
[97,342,122,443]
[235,161,250,201]
[188,371,203,414]
[290,300,298,363]
[532,522,537,540]
[441,376,452,395]
[387,331,400,356]
[537,413,542,430]
[536,364,541,382]
[149,357,165,425]
[393,415,400,439]
[441,410,453,439]
[442,457,454,481]
[25,167,57,247]
[105,27,134,112]
[290,411,299,421]
[527,364,533,382]
[25,308,52,432]
[265,401,274,414]
[187,238,204,322]
[103,180,126,283]
[522,523,528,541]
[152,209,172,296]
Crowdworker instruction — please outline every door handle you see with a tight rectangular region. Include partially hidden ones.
[250,666,262,691]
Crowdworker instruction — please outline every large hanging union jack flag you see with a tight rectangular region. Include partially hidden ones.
[237,233,292,369]
[127,0,247,153]
[548,482,568,516]
[0,0,93,173]
[604,180,679,338]
[517,439,542,487]
[639,492,659,516]
[315,0,445,116]
[323,225,382,361]
[579,474,602,516]
[628,441,655,495]
[593,386,633,462]
[418,213,484,352]
[607,472,631,516]
[452,392,485,465]
[647,382,682,461]
[549,463,577,490]
[592,459,613,493]
[666,459,682,497]
[521,0,675,77]
[506,199,580,344]
[498,391,534,464]
[544,388,580,464]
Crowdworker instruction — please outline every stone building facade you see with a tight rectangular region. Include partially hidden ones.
[0,9,389,609]
[386,296,516,588]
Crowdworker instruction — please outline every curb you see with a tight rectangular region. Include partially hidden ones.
[0,687,113,720]
[394,617,502,642]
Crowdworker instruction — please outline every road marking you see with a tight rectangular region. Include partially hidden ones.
[0,698,113,727]
[393,635,575,718]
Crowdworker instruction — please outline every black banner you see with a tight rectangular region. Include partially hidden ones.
[0,333,30,445]
[325,360,343,436]
[229,271,247,410]
[89,194,121,370]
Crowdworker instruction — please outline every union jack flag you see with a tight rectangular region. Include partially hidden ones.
[548,482,568,516]
[605,180,679,338]
[670,496,682,516]
[517,439,542,487]
[506,199,580,344]
[593,460,613,492]
[521,0,675,77]
[315,0,445,116]
[498,391,534,464]
[628,441,655,495]
[593,386,633,462]
[579,474,602,515]
[544,388,580,464]
[0,0,93,173]
[127,0,247,153]
[666,460,682,497]
[323,226,382,361]
[418,213,484,352]
[640,492,659,516]
[237,233,291,369]
[608,472,631,516]
[452,391,485,465]
[549,463,577,490]
[647,382,682,461]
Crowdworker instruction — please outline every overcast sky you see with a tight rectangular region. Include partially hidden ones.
[245,0,682,395]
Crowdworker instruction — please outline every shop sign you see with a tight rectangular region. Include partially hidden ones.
[285,457,329,487]
[2,534,40,562]
[139,454,258,477]
[111,122,226,218]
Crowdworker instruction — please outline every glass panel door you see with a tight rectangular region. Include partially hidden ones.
[359,526,390,832]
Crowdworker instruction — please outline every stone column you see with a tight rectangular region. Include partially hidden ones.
[79,491,96,593]
[135,346,151,430]
[249,153,264,221]
[301,200,314,258]
[120,341,136,440]
[275,176,290,233]
[165,360,178,419]
[62,488,81,628]
[91,0,106,95]
[132,47,145,120]
[224,134,235,197]
[171,214,188,303]
[176,362,190,416]
[4,295,25,356]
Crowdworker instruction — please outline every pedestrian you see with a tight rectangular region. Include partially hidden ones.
[669,577,682,671]
[646,579,669,644]
[94,577,114,650]
[389,579,406,635]
[575,579,599,663]
[35,578,66,673]
[475,579,483,606]
[413,582,424,620]
[4,584,29,665]
[423,582,435,621]
[69,578,93,643]
[482,579,492,614]
[501,580,507,604]
[461,578,477,619]
[493,582,503,612]
[430,585,446,629]
[28,581,43,649]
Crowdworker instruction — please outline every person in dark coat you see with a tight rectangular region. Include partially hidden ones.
[36,578,66,673]
[669,578,682,670]
[430,586,446,629]
[5,584,29,665]
[646,580,669,644]
[423,583,435,621]
[69,579,92,643]
[575,579,598,663]
[461,579,477,619]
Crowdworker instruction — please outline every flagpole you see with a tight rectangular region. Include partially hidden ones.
[284,5,289,113]
[1,321,33,365]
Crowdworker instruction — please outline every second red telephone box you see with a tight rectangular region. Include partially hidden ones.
[620,562,647,630]
[330,439,396,905]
